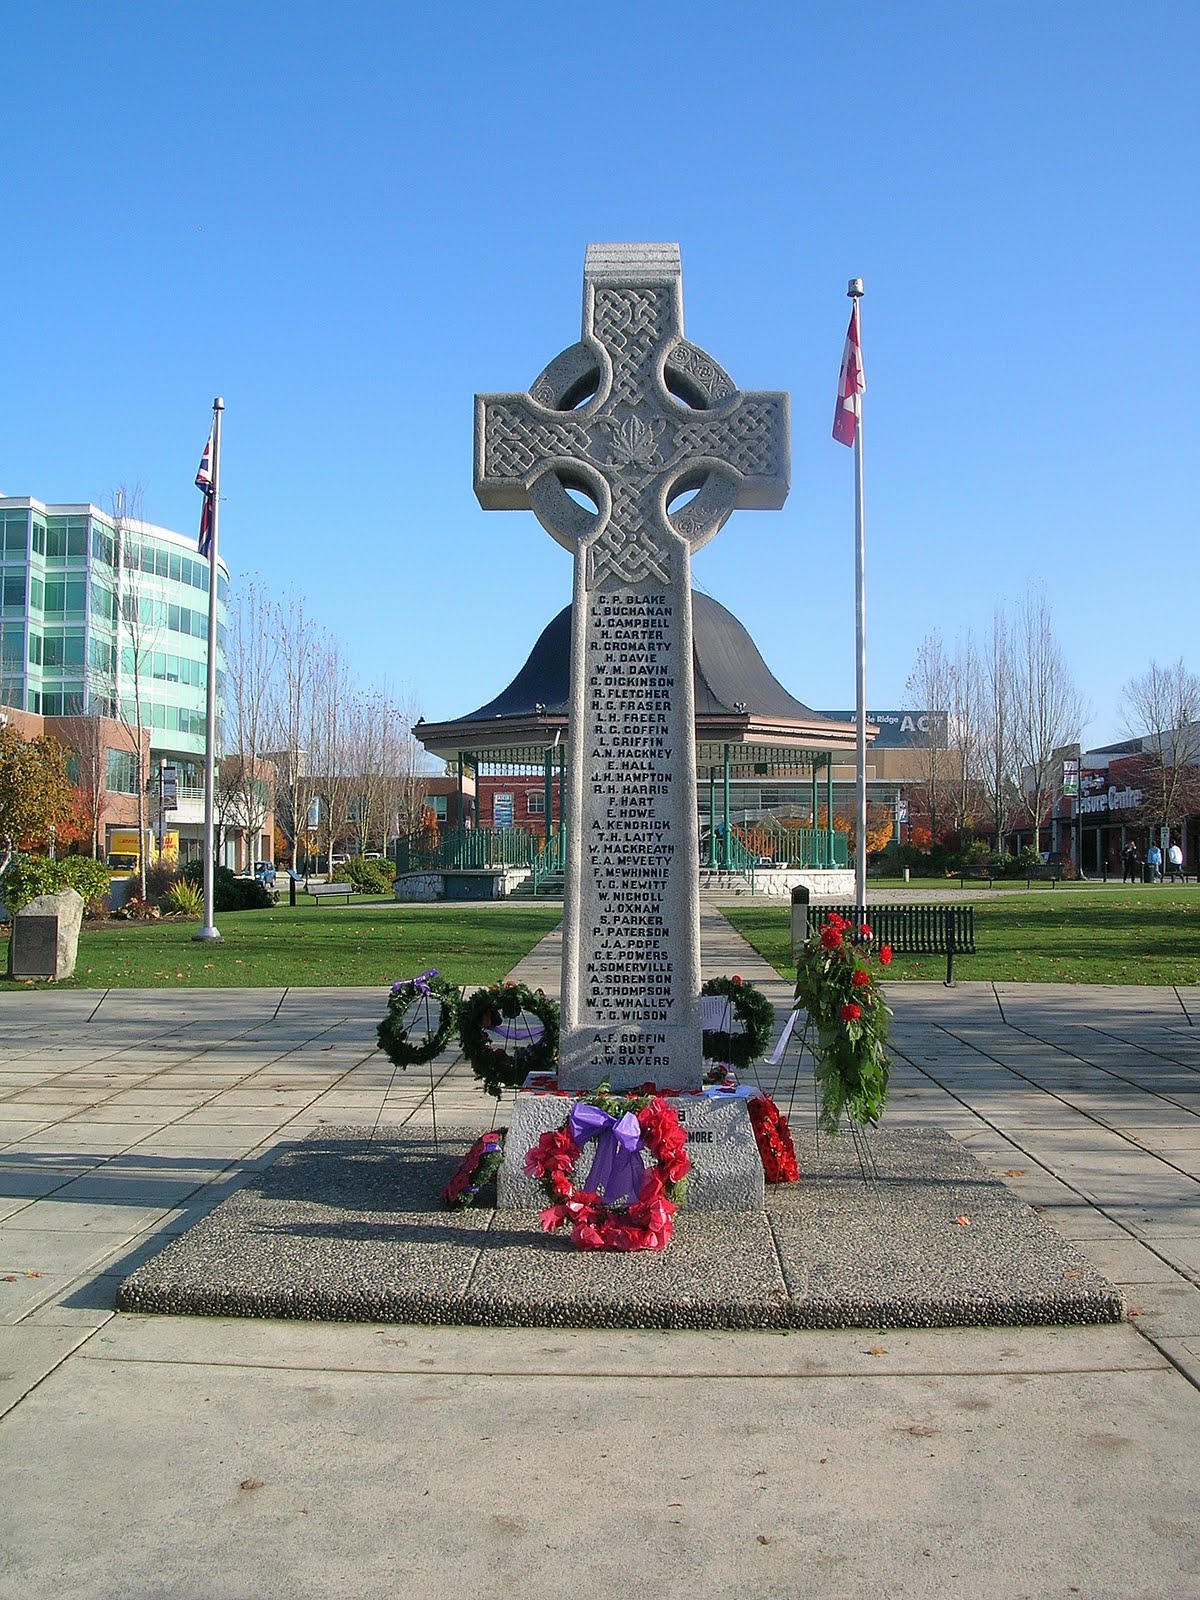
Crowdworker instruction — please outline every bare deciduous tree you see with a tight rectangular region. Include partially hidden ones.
[904,631,955,842]
[949,632,983,836]
[1011,587,1086,850]
[70,715,108,859]
[1120,658,1200,835]
[342,685,426,854]
[268,594,323,872]
[307,636,356,876]
[223,577,279,870]
[978,607,1021,850]
[106,485,164,900]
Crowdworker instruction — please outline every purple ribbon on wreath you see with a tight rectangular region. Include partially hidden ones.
[568,1103,645,1208]
[392,968,440,998]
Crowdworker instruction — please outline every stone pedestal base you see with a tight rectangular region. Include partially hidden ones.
[497,1089,765,1212]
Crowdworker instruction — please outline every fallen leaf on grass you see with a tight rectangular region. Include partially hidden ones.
[1,1275,18,1283]
[865,1346,888,1357]
[23,1270,43,1278]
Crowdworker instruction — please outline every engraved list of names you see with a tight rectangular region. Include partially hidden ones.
[557,579,704,1091]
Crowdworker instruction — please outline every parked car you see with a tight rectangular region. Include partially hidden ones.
[362,851,384,861]
[253,861,277,887]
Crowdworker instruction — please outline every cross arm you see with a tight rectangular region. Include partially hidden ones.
[474,392,593,512]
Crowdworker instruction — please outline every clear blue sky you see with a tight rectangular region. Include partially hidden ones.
[3,2,1196,750]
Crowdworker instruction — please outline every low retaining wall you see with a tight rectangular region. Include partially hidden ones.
[393,867,533,903]
[699,868,855,898]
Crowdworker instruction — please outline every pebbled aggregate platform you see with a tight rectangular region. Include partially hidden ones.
[117,1125,1125,1331]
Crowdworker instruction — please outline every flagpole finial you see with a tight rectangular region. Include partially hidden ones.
[847,278,864,299]
[213,396,225,411]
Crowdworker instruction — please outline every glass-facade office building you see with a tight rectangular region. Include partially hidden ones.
[0,496,229,850]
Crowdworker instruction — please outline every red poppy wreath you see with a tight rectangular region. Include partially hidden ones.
[747,1094,800,1184]
[524,1087,690,1252]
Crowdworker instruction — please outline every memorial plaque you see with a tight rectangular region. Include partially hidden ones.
[8,889,84,982]
[10,915,59,979]
[476,244,789,1091]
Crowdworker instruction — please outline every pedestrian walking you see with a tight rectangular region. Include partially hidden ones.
[1168,840,1184,882]
[1146,842,1163,881]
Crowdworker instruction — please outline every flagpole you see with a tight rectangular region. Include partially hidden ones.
[848,281,868,910]
[195,396,224,943]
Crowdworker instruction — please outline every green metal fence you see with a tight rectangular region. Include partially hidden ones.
[396,819,847,882]
[731,822,849,869]
[394,827,546,874]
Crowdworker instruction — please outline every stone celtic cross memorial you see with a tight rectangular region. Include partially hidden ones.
[476,243,789,1092]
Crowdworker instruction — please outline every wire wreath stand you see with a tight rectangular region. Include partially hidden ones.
[375,974,462,1156]
[419,998,549,1152]
[755,1006,882,1192]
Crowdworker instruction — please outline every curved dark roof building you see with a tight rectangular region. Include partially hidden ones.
[417,592,866,770]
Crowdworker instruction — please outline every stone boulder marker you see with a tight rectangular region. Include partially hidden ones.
[476,243,790,1096]
[8,888,85,981]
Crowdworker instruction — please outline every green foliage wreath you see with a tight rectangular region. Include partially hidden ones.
[700,975,775,1071]
[377,970,461,1069]
[458,981,560,1099]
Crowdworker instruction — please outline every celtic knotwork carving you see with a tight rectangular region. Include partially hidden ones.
[484,404,591,481]
[585,477,672,587]
[595,288,662,408]
[587,522,672,588]
[673,401,780,479]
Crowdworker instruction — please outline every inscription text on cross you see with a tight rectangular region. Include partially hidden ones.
[475,244,790,1089]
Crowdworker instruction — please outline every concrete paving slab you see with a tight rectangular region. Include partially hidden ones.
[0,1352,1195,1600]
[8,1198,174,1233]
[0,1324,93,1418]
[0,1226,140,1322]
[4,933,1200,1595]
[82,1312,1166,1377]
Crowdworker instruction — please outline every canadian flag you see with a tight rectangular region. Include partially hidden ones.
[833,301,865,448]
[195,430,214,558]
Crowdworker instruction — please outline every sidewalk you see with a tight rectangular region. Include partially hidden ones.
[1,919,1198,1597]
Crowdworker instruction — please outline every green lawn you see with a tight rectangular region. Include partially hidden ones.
[724,887,1200,985]
[9,900,564,990]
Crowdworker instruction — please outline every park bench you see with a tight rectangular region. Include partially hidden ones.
[1024,864,1062,887]
[803,902,976,986]
[958,865,996,889]
[306,881,355,907]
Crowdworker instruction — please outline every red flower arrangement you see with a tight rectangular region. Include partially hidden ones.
[794,910,892,1133]
[747,1094,800,1183]
[525,1087,690,1252]
[442,1129,506,1209]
